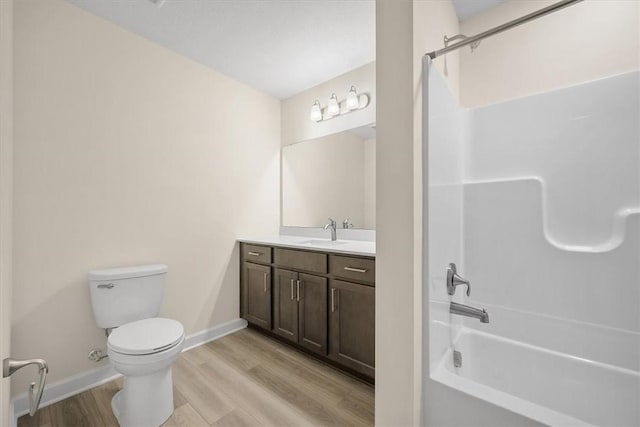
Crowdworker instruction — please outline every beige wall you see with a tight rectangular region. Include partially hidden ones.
[11,0,280,395]
[375,0,458,423]
[460,0,640,107]
[363,138,376,229]
[281,62,376,146]
[0,0,13,424]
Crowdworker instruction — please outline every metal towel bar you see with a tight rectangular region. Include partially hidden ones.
[3,358,48,416]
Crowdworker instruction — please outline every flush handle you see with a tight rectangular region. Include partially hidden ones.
[447,263,471,296]
[97,283,114,289]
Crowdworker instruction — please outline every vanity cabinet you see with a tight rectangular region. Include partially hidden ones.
[240,245,272,330]
[329,279,375,377]
[273,268,327,355]
[239,242,375,381]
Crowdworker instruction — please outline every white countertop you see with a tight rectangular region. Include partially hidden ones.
[238,235,375,257]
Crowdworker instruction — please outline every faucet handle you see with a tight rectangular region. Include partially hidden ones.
[447,263,471,296]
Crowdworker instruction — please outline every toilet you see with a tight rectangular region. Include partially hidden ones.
[88,264,184,427]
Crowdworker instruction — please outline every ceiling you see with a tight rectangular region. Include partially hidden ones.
[452,0,506,22]
[66,0,375,100]
[66,0,505,100]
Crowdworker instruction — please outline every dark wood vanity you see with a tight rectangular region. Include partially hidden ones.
[240,242,375,382]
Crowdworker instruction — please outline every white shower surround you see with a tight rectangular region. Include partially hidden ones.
[426,63,639,426]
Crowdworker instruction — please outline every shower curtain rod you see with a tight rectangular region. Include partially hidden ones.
[425,0,584,59]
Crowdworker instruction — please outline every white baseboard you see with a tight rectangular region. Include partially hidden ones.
[11,318,247,423]
[182,318,247,352]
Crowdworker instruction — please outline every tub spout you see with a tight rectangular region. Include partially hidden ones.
[450,301,490,323]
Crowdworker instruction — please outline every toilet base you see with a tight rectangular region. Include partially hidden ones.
[111,367,174,427]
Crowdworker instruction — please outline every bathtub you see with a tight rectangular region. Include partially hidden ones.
[431,322,640,426]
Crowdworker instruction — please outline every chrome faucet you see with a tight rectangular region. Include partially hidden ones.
[450,302,490,323]
[324,218,337,241]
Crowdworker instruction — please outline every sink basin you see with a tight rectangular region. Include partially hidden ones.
[296,239,348,246]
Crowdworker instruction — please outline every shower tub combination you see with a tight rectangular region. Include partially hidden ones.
[424,52,639,427]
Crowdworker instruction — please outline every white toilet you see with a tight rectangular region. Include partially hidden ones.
[88,264,185,427]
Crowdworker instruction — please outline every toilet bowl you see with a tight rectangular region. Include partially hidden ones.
[107,318,185,427]
[88,264,183,427]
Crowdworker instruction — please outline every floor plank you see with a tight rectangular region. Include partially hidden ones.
[18,327,374,427]
[163,403,209,427]
[197,352,317,426]
[87,381,120,426]
[210,407,262,427]
[16,406,51,427]
[172,357,237,424]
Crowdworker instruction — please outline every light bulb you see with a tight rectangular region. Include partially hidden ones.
[310,100,322,122]
[346,86,359,110]
[327,93,340,117]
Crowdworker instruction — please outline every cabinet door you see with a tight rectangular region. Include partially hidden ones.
[329,280,375,377]
[298,273,327,355]
[241,262,271,330]
[273,268,299,343]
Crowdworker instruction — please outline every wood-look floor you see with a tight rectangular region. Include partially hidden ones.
[18,328,374,427]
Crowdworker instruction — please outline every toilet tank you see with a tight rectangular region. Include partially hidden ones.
[88,264,168,329]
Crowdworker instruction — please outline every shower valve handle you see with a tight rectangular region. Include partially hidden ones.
[447,263,471,297]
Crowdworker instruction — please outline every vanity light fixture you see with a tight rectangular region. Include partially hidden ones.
[308,86,371,122]
[327,93,340,117]
[310,100,322,122]
[346,86,359,110]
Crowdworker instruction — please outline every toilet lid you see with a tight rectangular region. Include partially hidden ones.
[108,318,184,355]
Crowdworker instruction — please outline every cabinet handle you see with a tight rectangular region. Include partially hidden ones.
[263,273,268,292]
[344,266,367,273]
[331,288,336,312]
[296,280,301,302]
[290,279,295,300]
[248,251,261,256]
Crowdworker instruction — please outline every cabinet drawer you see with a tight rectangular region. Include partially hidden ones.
[242,244,272,265]
[274,248,327,274]
[330,255,375,284]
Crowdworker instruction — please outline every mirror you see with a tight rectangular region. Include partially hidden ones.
[282,124,376,229]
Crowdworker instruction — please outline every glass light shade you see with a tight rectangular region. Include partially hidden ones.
[310,100,322,122]
[327,93,340,116]
[346,86,359,110]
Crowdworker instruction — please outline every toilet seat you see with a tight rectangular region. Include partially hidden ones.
[108,318,184,355]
